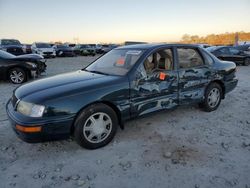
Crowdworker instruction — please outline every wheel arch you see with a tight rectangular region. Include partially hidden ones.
[209,80,225,99]
[70,101,123,135]
[7,66,31,80]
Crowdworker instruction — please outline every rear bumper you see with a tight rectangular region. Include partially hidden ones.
[6,100,74,143]
[225,78,238,94]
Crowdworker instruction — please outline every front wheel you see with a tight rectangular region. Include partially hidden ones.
[74,104,118,149]
[244,58,250,66]
[9,67,27,84]
[200,82,222,112]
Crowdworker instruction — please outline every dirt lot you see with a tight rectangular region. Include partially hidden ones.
[0,56,250,188]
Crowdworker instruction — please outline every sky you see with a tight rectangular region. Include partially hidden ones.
[0,0,249,44]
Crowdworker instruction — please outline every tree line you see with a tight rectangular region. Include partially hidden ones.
[180,31,250,45]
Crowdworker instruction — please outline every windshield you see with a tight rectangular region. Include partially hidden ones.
[0,50,16,58]
[1,39,21,45]
[36,43,51,48]
[85,49,144,76]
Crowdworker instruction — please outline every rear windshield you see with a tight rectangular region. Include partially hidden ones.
[86,49,144,76]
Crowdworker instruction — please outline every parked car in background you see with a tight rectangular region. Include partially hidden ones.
[64,43,76,51]
[235,44,250,55]
[73,44,96,56]
[102,44,118,53]
[96,44,104,54]
[53,44,75,57]
[124,41,147,45]
[6,44,237,149]
[31,42,56,58]
[196,43,211,48]
[0,39,24,56]
[22,44,32,54]
[207,46,250,66]
[0,50,46,84]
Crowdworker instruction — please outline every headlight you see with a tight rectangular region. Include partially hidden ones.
[26,62,37,68]
[17,101,45,117]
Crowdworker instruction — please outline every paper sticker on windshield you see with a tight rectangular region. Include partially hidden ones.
[116,58,125,65]
[126,50,142,55]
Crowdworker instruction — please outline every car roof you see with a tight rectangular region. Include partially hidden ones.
[116,43,200,50]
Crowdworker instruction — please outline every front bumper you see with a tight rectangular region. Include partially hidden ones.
[6,100,75,142]
[37,52,56,58]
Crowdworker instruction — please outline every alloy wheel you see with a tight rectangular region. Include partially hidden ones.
[10,70,24,84]
[207,88,220,108]
[83,112,112,143]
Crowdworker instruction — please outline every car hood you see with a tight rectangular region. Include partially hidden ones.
[12,53,44,60]
[14,70,121,103]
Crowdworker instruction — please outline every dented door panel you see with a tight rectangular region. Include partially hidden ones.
[130,65,178,117]
[178,66,212,104]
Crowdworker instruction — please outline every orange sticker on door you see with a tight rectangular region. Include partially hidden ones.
[159,72,166,80]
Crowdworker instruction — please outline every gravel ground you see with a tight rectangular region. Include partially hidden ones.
[0,56,250,188]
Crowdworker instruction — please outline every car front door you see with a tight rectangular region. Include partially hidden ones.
[176,47,212,104]
[130,48,179,117]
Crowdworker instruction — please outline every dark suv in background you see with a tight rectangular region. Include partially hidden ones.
[0,39,24,56]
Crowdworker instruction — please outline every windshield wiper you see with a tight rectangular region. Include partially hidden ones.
[84,69,111,76]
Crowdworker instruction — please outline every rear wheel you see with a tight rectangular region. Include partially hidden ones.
[244,58,250,66]
[9,67,27,84]
[74,104,118,149]
[200,82,222,112]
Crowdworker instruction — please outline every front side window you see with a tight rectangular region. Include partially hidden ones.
[177,48,204,68]
[143,49,173,74]
[86,49,144,76]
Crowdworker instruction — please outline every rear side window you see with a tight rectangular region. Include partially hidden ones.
[177,48,204,68]
[229,48,240,55]
[201,50,214,65]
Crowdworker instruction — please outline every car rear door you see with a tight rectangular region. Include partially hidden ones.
[228,47,245,64]
[0,58,5,80]
[129,47,179,117]
[176,46,212,104]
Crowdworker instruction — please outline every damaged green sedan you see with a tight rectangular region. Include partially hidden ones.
[6,44,238,149]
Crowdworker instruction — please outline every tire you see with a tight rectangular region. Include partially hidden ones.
[244,58,250,66]
[200,82,222,112]
[74,103,118,149]
[9,67,27,84]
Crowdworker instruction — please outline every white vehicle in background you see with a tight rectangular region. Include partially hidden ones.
[31,42,56,58]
